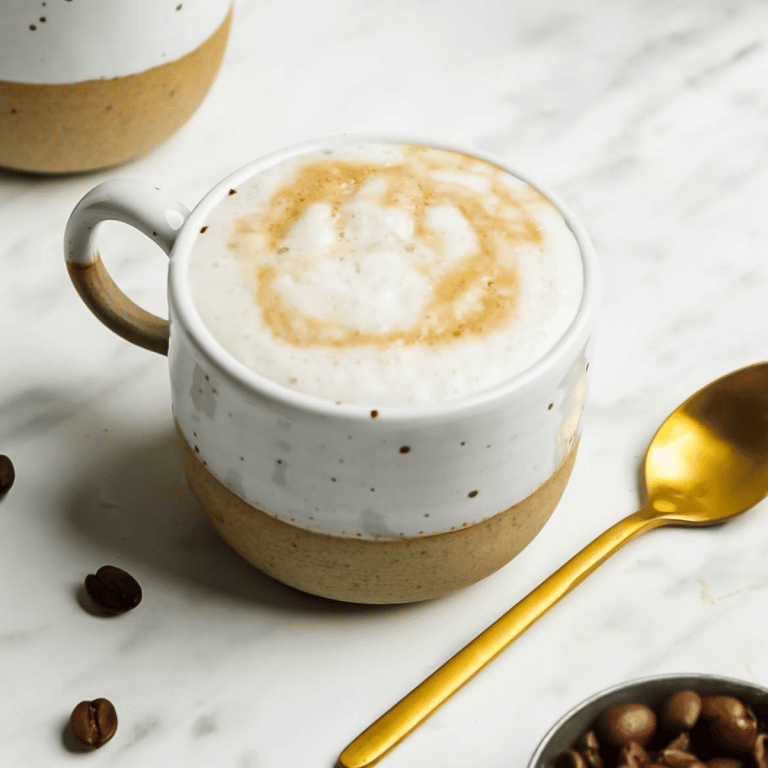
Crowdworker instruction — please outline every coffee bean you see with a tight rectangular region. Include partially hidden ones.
[657,746,706,767]
[661,691,702,732]
[699,696,758,755]
[554,749,589,768]
[69,698,117,749]
[700,696,749,722]
[596,703,657,748]
[574,729,603,767]
[556,690,768,768]
[665,732,692,752]
[0,454,15,497]
[754,733,768,768]
[619,741,650,767]
[84,565,142,615]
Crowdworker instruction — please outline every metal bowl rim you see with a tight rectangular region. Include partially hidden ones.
[527,672,768,767]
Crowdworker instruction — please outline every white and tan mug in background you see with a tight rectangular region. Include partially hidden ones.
[64,135,599,604]
[0,0,232,173]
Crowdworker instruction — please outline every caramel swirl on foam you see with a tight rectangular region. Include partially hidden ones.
[228,147,551,350]
[189,143,583,406]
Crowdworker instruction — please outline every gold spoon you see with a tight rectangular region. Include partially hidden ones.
[338,362,768,768]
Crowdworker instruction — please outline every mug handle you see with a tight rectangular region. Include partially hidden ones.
[64,179,191,356]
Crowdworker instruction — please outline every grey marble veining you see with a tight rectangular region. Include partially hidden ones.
[3,0,768,766]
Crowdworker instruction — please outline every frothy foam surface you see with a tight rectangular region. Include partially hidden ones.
[188,142,583,406]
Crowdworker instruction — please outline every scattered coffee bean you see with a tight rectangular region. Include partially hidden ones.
[0,454,15,497]
[69,698,117,749]
[556,689,768,768]
[596,703,657,749]
[84,565,142,615]
[660,691,702,733]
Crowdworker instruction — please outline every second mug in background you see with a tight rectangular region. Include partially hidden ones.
[64,135,599,603]
[0,0,232,173]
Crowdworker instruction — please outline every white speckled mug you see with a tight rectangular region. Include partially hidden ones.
[64,136,599,603]
[0,0,231,173]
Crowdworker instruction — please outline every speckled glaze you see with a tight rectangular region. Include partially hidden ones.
[0,0,232,172]
[64,135,599,602]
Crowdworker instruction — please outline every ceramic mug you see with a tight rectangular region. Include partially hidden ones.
[0,0,232,173]
[64,135,599,604]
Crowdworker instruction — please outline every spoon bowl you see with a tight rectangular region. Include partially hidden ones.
[339,362,768,768]
[645,361,768,523]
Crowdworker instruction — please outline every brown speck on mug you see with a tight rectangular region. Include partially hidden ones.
[399,446,411,454]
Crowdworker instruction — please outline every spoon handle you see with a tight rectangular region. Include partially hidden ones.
[338,507,665,768]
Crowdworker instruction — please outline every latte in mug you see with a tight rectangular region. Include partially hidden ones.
[188,142,583,406]
[65,136,597,603]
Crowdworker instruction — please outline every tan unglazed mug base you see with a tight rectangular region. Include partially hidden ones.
[176,424,579,604]
[0,8,231,174]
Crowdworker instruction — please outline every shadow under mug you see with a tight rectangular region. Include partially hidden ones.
[64,135,599,604]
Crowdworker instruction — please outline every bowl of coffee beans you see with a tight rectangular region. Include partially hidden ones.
[528,674,768,768]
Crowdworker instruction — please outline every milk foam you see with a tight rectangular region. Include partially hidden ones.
[188,142,583,406]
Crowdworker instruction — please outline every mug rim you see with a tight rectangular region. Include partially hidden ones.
[168,132,600,421]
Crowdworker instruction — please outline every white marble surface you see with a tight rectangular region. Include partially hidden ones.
[2,1,768,766]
